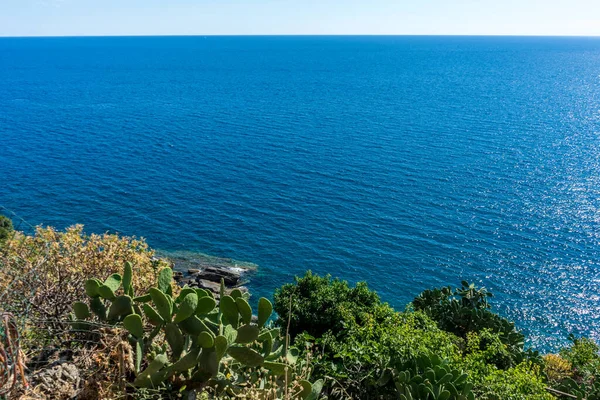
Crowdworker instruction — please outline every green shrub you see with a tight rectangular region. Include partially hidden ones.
[413,281,528,368]
[273,270,381,339]
[551,336,600,399]
[316,308,461,398]
[326,308,460,372]
[559,336,600,379]
[476,362,553,400]
[277,272,462,398]
[463,329,519,370]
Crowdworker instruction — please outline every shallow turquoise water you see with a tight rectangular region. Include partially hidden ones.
[1,36,600,349]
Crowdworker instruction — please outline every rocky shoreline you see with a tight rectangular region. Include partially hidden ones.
[173,265,249,298]
[156,250,255,299]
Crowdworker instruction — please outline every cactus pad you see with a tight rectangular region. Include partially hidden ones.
[164,323,184,359]
[198,331,215,348]
[224,324,238,345]
[133,294,152,303]
[235,324,260,344]
[257,298,273,328]
[84,278,102,298]
[107,295,134,321]
[123,314,144,338]
[157,267,173,295]
[258,327,280,342]
[90,297,107,320]
[174,292,198,323]
[176,287,196,303]
[195,296,217,315]
[262,337,273,358]
[220,295,239,327]
[133,353,168,388]
[134,339,143,373]
[98,285,116,300]
[214,335,228,361]
[198,348,219,378]
[178,315,213,336]
[227,346,264,367]
[149,287,173,322]
[263,361,289,376]
[299,379,323,400]
[122,261,133,296]
[171,347,201,373]
[235,297,253,325]
[142,303,164,325]
[103,273,122,292]
[73,301,91,319]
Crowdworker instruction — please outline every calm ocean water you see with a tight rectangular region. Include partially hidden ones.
[1,36,600,349]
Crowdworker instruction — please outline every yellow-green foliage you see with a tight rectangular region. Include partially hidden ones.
[559,336,600,381]
[0,225,173,327]
[544,353,572,382]
[308,304,461,398]
[462,329,517,371]
[336,306,461,364]
[455,331,551,399]
[476,362,554,400]
[552,336,600,398]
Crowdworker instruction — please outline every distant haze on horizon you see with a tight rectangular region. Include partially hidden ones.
[1,0,600,37]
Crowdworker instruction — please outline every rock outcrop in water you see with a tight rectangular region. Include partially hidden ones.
[157,250,255,298]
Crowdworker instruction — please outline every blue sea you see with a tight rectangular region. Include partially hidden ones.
[1,36,600,350]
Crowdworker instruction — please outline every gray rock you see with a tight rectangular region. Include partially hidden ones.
[196,280,249,300]
[199,265,242,286]
[197,279,221,295]
[179,278,195,287]
[173,270,184,282]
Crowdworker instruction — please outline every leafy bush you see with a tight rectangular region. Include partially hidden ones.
[454,331,550,399]
[476,362,553,400]
[273,271,381,339]
[559,336,600,379]
[276,272,463,398]
[549,336,600,399]
[543,354,572,383]
[0,225,171,335]
[314,308,461,398]
[463,329,520,370]
[413,281,528,368]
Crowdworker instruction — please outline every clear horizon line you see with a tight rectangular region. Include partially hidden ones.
[1,33,600,39]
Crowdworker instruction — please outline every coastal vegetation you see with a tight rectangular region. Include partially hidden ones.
[0,215,13,245]
[0,218,599,399]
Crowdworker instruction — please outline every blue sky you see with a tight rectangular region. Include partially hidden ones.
[1,0,599,36]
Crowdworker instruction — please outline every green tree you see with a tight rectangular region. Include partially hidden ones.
[273,270,381,339]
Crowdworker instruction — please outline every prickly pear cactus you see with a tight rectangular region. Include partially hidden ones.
[71,263,324,398]
[557,377,600,400]
[390,354,474,400]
